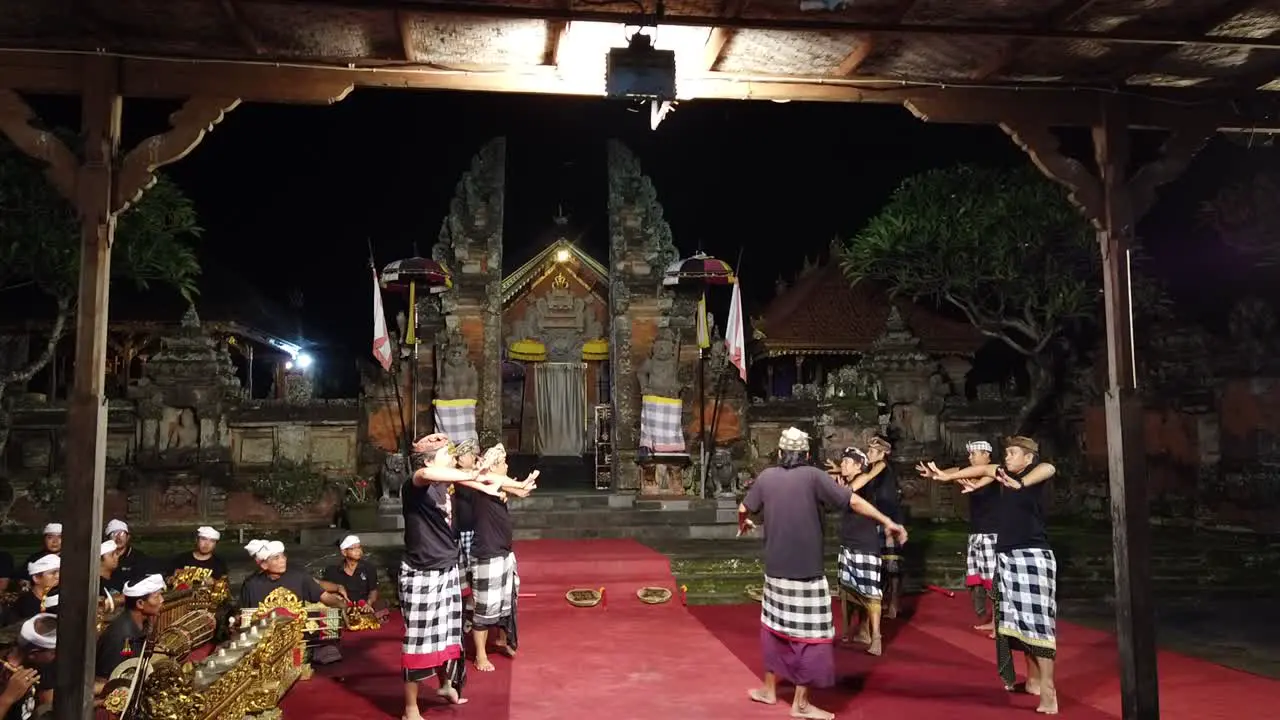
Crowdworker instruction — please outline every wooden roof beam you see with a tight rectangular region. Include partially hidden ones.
[1108,0,1261,83]
[543,0,571,66]
[971,0,1103,81]
[701,0,748,73]
[216,0,264,55]
[831,0,916,77]
[396,9,419,63]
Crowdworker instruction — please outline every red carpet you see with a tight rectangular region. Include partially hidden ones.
[691,593,1278,720]
[280,540,1277,719]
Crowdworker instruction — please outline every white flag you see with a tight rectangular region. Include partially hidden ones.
[371,267,392,371]
[725,282,747,382]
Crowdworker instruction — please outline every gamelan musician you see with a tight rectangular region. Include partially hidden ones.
[238,541,345,609]
[11,557,58,623]
[0,613,57,720]
[94,575,165,686]
[167,527,228,583]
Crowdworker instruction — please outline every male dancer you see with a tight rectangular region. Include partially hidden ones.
[924,436,1059,714]
[865,436,904,618]
[740,428,907,720]
[828,446,888,655]
[917,440,1000,635]
[467,444,536,672]
[399,433,529,719]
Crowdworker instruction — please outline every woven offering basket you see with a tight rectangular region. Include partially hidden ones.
[565,588,602,608]
[636,587,672,605]
[745,585,763,603]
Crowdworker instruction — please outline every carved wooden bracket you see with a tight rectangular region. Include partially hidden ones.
[999,111,1217,230]
[0,88,78,202]
[999,115,1104,227]
[114,97,241,214]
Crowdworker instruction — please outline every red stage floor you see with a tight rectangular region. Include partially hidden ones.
[280,540,1275,719]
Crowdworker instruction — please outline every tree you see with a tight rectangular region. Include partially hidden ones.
[841,164,1161,433]
[0,136,202,458]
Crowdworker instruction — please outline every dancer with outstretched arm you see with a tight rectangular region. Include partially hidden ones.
[826,446,888,656]
[739,427,907,720]
[922,436,1060,715]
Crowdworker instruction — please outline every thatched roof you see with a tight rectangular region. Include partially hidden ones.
[2,1,1279,125]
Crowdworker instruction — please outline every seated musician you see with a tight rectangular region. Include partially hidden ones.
[238,540,346,609]
[11,558,58,622]
[94,574,165,688]
[0,613,57,720]
[17,525,60,585]
[321,536,383,615]
[105,520,150,588]
[98,540,123,611]
[167,527,228,582]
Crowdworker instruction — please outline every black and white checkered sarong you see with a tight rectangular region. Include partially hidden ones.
[471,552,518,627]
[966,533,998,588]
[761,575,834,642]
[399,561,465,685]
[995,549,1057,652]
[837,547,882,602]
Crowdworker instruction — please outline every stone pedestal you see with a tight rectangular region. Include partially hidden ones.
[377,496,404,530]
[715,496,740,524]
[639,456,690,497]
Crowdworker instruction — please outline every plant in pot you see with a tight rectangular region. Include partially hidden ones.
[342,474,379,530]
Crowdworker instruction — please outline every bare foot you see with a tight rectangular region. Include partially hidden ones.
[435,686,469,705]
[1025,679,1041,696]
[493,643,517,658]
[853,629,871,645]
[866,636,882,657]
[473,657,495,672]
[402,711,424,720]
[974,621,994,632]
[791,702,835,719]
[748,688,776,705]
[1036,687,1058,714]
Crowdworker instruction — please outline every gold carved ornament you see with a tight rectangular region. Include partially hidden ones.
[342,603,382,632]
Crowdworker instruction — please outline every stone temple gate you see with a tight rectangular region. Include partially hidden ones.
[400,137,701,492]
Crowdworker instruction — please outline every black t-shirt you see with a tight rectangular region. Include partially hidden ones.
[321,561,379,603]
[839,483,880,553]
[10,591,54,622]
[968,481,1001,535]
[468,489,513,560]
[108,547,151,588]
[994,464,1050,552]
[237,568,324,609]
[453,489,475,536]
[168,552,229,581]
[95,611,148,679]
[401,479,459,571]
[743,465,852,579]
[872,465,902,522]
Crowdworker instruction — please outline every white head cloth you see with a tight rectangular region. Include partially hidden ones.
[196,526,221,540]
[19,614,56,649]
[244,539,267,558]
[42,523,62,535]
[966,440,994,454]
[778,427,810,452]
[105,519,129,536]
[27,554,59,577]
[100,539,117,556]
[339,535,360,551]
[123,574,166,598]
[254,540,285,562]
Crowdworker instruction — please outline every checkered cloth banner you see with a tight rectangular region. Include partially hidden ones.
[433,399,478,444]
[966,533,998,589]
[399,561,464,681]
[995,548,1057,651]
[760,575,835,642]
[640,395,685,453]
[837,547,883,601]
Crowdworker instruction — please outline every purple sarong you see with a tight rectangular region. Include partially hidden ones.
[760,626,835,688]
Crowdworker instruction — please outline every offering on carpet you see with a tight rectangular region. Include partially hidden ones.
[636,587,672,604]
[565,588,602,607]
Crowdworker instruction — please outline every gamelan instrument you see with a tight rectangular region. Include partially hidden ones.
[104,589,312,720]
[238,588,342,652]
[97,571,231,635]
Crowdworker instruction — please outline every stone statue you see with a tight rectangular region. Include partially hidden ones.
[640,329,680,398]
[380,452,409,501]
[709,448,740,497]
[437,337,479,400]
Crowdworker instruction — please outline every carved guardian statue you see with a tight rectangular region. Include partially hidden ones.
[640,330,680,399]
[437,338,479,400]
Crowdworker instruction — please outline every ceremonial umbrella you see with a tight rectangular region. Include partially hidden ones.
[380,256,453,440]
[662,252,737,286]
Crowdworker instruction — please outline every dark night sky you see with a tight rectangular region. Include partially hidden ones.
[27,89,1280,391]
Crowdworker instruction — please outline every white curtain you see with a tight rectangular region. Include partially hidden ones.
[535,363,586,456]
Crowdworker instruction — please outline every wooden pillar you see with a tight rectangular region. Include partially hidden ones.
[1093,99,1159,720]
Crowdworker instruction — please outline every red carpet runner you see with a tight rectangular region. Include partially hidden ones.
[281,540,1276,719]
